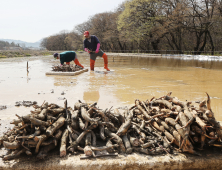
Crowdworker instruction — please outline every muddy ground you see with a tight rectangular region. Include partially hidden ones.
[0,53,222,169]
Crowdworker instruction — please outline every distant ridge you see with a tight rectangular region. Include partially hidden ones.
[0,38,42,48]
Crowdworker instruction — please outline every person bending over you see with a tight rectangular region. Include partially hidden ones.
[53,51,84,68]
[83,31,110,71]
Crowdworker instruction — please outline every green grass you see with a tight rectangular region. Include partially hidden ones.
[14,54,24,57]
[0,55,7,58]
[0,50,54,58]
[42,52,52,56]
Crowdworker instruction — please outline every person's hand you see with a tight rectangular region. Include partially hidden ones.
[95,49,99,53]
[85,48,90,53]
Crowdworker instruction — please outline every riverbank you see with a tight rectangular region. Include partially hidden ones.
[0,50,86,58]
[0,50,54,58]
[1,50,222,60]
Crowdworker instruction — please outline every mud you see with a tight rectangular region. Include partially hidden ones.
[1,53,222,169]
[0,54,222,123]
[0,106,6,110]
[0,148,222,170]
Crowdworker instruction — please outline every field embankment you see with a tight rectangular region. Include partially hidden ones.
[0,50,54,58]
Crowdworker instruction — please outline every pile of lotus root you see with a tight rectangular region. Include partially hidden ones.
[0,92,222,161]
[51,64,83,72]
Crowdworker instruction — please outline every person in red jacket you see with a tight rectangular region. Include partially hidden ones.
[53,51,84,68]
[83,31,110,71]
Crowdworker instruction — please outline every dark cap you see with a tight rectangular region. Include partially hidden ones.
[53,53,58,58]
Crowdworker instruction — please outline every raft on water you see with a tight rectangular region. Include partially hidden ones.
[45,64,88,76]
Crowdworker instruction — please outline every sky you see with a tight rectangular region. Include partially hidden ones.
[0,0,126,43]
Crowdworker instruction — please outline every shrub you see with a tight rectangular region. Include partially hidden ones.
[0,55,7,58]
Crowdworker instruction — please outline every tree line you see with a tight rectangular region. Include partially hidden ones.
[41,0,222,55]
[0,41,20,50]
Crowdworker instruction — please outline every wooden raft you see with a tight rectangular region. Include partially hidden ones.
[45,68,88,76]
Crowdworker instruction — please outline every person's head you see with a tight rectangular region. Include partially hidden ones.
[84,31,90,38]
[53,53,59,59]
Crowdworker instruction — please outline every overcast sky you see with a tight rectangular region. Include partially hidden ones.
[0,0,126,42]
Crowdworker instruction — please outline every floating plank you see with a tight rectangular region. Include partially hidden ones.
[45,68,88,76]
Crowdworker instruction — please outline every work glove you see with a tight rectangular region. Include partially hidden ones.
[85,48,90,54]
[95,43,100,53]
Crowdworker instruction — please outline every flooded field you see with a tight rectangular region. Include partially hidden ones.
[0,53,222,131]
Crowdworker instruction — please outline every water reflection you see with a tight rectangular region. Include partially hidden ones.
[109,55,222,70]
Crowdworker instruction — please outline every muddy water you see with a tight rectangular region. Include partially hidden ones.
[0,54,222,132]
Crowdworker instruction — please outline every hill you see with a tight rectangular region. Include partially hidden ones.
[0,38,41,48]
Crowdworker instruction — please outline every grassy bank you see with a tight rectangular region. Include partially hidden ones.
[0,50,54,58]
[0,50,87,58]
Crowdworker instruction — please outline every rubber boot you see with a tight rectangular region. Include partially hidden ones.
[102,53,110,71]
[90,59,95,71]
[74,58,84,68]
